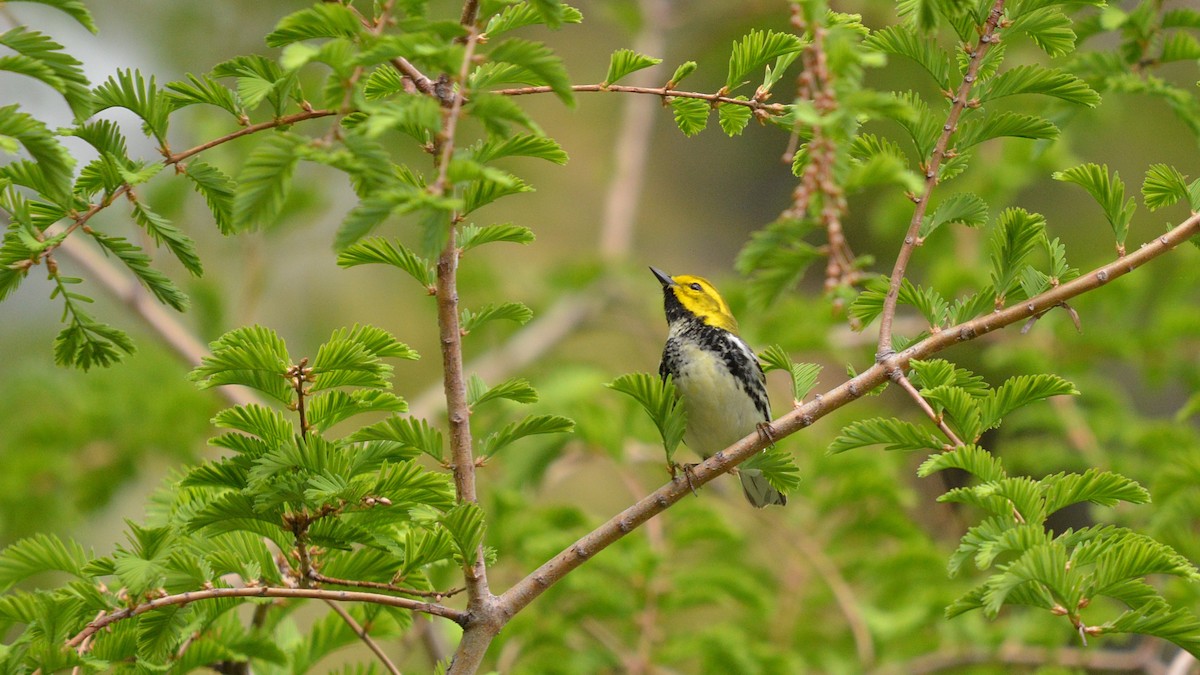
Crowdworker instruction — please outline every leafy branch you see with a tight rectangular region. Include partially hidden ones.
[876,0,1007,358]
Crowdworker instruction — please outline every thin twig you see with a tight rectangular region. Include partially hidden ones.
[310,571,465,600]
[782,525,876,669]
[323,599,402,675]
[65,585,468,650]
[891,370,965,448]
[491,83,789,115]
[166,109,336,164]
[876,0,1006,359]
[493,212,1200,621]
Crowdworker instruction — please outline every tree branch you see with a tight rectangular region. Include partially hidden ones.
[494,212,1200,620]
[891,370,964,447]
[65,585,468,651]
[323,599,402,675]
[876,0,1006,358]
[166,109,336,164]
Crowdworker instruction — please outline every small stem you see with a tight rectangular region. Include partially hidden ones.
[324,600,402,675]
[166,109,336,164]
[891,370,965,447]
[310,571,465,600]
[491,83,789,115]
[876,0,1007,359]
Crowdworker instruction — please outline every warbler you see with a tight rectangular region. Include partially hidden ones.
[652,267,786,507]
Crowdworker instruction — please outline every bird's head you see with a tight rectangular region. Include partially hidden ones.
[651,267,739,334]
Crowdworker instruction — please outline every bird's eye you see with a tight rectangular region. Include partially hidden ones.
[689,282,703,291]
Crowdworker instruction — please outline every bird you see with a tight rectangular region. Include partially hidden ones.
[651,267,786,507]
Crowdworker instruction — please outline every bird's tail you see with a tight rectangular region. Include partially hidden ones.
[739,468,786,507]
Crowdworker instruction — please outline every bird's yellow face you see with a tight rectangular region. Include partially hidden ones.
[653,268,740,334]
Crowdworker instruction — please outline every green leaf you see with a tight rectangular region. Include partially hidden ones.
[1159,31,1200,63]
[331,323,418,361]
[92,69,170,143]
[189,325,293,404]
[956,112,1058,150]
[979,373,1078,431]
[462,172,532,215]
[265,3,362,47]
[480,414,574,456]
[488,38,574,104]
[363,65,406,101]
[604,49,662,86]
[668,61,697,87]
[0,104,74,205]
[53,312,136,371]
[307,390,407,433]
[717,100,753,137]
[914,360,989,399]
[470,134,568,165]
[469,376,539,407]
[1041,469,1150,516]
[348,417,445,461]
[137,605,187,662]
[725,29,804,93]
[165,73,243,117]
[864,25,952,91]
[358,96,441,142]
[484,2,583,37]
[310,339,390,391]
[977,65,1099,107]
[89,232,188,311]
[130,201,203,276]
[671,97,709,136]
[1098,598,1200,656]
[828,418,944,454]
[0,26,93,119]
[1053,163,1134,246]
[741,445,802,494]
[337,237,435,289]
[441,503,485,566]
[465,92,543,136]
[918,445,1006,482]
[6,0,97,32]
[461,302,533,333]
[921,192,989,239]
[182,161,237,234]
[0,534,90,592]
[1010,8,1076,57]
[1141,163,1189,211]
[459,223,535,251]
[758,345,821,403]
[923,385,983,442]
[232,134,301,231]
[988,208,1046,302]
[607,372,687,462]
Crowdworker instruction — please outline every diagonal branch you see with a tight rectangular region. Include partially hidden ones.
[876,0,1006,358]
[891,370,965,448]
[494,212,1200,620]
[324,599,402,675]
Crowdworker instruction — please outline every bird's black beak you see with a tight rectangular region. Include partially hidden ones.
[650,266,675,287]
